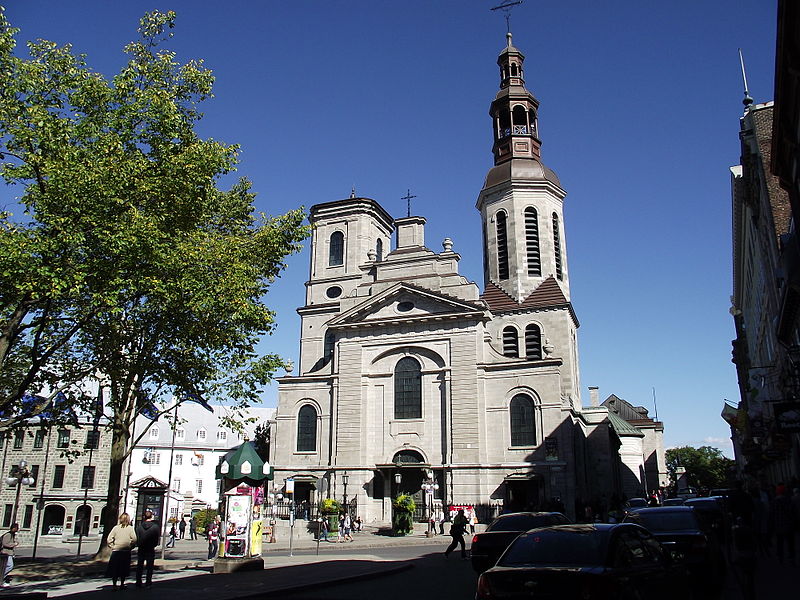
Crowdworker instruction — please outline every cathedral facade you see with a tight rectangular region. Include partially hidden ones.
[270,34,631,522]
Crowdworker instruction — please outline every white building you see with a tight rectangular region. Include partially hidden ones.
[270,32,660,522]
[123,403,274,520]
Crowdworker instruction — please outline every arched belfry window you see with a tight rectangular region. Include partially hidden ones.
[376,238,384,262]
[329,231,344,267]
[512,106,528,134]
[524,207,541,276]
[297,404,317,452]
[510,394,535,446]
[552,213,563,280]
[502,326,519,358]
[525,324,542,360]
[496,211,509,280]
[498,109,511,139]
[394,357,422,419]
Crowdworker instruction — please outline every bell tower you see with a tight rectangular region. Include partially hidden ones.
[477,32,570,303]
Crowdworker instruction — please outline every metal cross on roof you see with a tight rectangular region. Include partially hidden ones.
[401,189,417,217]
[491,0,523,33]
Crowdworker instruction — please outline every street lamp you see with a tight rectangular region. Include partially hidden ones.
[342,471,349,511]
[5,460,35,526]
[421,471,439,536]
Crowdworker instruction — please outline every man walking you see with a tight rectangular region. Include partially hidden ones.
[135,510,160,588]
[444,509,468,559]
[178,517,186,540]
[0,523,19,587]
[189,516,197,540]
[207,517,220,560]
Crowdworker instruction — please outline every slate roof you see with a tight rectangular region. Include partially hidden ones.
[481,276,571,313]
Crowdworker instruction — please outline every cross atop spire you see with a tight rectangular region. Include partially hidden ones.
[490,1,523,34]
[401,189,417,217]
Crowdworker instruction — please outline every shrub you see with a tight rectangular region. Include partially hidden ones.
[319,498,342,515]
[392,494,415,535]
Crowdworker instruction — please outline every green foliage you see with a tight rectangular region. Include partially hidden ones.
[0,8,309,555]
[192,508,217,533]
[665,446,734,490]
[391,494,415,535]
[319,498,342,515]
[252,422,270,461]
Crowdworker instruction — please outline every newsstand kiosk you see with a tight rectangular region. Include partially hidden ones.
[213,441,274,573]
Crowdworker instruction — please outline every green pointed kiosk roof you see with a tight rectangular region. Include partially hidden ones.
[215,441,274,485]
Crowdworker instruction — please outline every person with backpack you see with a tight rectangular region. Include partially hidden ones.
[134,510,160,588]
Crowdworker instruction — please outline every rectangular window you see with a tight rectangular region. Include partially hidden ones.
[56,429,70,449]
[30,465,39,486]
[151,452,160,465]
[196,479,203,494]
[216,480,221,493]
[173,478,181,492]
[197,429,206,440]
[52,465,66,488]
[13,430,24,449]
[217,431,227,441]
[33,429,46,449]
[84,430,100,449]
[149,427,159,440]
[2,505,12,527]
[169,507,178,519]
[176,428,185,440]
[81,466,96,489]
[174,454,183,465]
[23,505,33,529]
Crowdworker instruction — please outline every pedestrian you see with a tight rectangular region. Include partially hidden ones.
[106,512,137,590]
[771,483,797,565]
[355,515,363,532]
[337,513,344,543]
[319,515,329,541]
[342,512,353,542]
[444,508,468,559]
[437,509,445,535]
[166,523,176,548]
[207,517,219,559]
[469,507,478,534]
[179,517,186,539]
[134,509,160,588]
[189,516,197,540]
[0,523,19,587]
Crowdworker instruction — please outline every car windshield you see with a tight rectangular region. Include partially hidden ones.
[630,511,699,532]
[498,527,607,567]
[487,514,562,532]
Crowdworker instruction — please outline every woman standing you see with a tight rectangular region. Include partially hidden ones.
[106,513,137,590]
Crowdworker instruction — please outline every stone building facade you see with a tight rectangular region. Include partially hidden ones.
[271,32,640,522]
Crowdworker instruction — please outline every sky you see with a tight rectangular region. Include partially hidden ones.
[2,1,780,456]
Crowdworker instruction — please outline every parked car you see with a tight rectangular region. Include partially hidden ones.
[470,511,569,573]
[676,487,698,499]
[662,497,686,506]
[624,506,725,595]
[684,496,728,543]
[475,523,692,600]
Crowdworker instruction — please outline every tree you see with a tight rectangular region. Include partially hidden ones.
[665,446,734,491]
[0,10,308,557]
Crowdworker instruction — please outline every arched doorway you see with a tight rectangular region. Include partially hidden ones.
[74,505,91,536]
[391,450,427,521]
[42,504,65,536]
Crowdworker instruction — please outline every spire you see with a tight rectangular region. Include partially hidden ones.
[738,48,754,110]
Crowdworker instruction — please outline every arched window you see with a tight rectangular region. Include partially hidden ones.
[512,106,528,134]
[297,404,317,452]
[498,109,511,139]
[510,394,535,446]
[394,357,422,419]
[502,326,519,358]
[376,238,384,262]
[496,211,509,280]
[552,213,563,280]
[525,207,541,276]
[525,324,542,359]
[329,231,344,267]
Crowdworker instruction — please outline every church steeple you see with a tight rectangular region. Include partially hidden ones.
[491,32,541,164]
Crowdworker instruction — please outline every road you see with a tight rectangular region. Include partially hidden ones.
[277,544,478,600]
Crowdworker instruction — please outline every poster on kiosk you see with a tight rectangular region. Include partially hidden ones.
[221,483,263,558]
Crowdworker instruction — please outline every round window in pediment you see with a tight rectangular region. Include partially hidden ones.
[397,301,414,313]
[326,286,342,299]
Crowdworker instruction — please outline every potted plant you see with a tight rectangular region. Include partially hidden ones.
[392,494,415,536]
[319,498,342,532]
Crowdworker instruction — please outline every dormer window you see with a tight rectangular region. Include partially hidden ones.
[329,231,344,266]
[176,428,185,441]
[197,428,206,441]
[149,427,159,440]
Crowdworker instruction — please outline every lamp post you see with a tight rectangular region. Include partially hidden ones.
[5,460,35,526]
[421,471,439,536]
[342,471,349,514]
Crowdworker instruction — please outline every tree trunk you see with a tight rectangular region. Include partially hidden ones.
[95,414,131,560]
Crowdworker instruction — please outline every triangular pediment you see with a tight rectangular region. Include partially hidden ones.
[328,283,489,329]
[130,476,168,489]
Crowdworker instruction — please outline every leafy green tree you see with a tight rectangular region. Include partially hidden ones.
[0,9,308,556]
[665,446,734,491]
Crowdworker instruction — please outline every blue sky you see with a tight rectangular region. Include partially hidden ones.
[3,1,780,455]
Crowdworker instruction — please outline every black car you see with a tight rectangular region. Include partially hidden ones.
[475,523,692,600]
[624,506,725,594]
[470,512,569,573]
[683,496,728,542]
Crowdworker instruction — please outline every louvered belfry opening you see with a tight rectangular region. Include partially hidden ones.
[502,326,519,358]
[525,324,542,359]
[497,211,510,280]
[552,213,563,280]
[525,207,541,276]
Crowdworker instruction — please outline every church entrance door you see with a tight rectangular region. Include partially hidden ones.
[505,478,541,512]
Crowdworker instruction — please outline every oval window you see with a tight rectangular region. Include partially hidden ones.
[397,301,414,312]
[326,286,342,299]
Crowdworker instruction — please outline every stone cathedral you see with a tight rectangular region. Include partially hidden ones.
[270,33,646,522]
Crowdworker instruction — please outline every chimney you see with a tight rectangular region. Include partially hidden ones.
[588,386,599,407]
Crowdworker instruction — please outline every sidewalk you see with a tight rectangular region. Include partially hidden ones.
[4,524,456,598]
